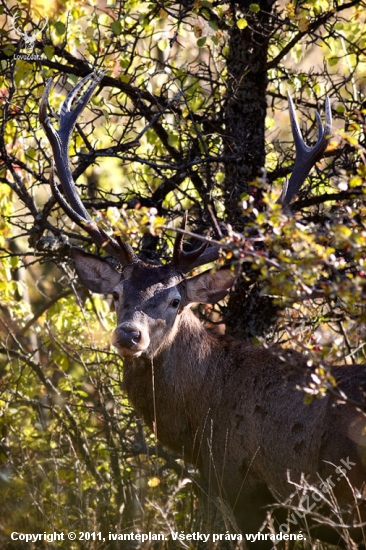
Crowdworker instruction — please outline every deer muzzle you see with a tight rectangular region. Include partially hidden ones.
[112,323,149,357]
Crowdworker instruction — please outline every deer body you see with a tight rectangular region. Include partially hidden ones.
[119,302,366,548]
[73,250,366,547]
[39,73,366,548]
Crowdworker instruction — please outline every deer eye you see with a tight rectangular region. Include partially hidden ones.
[171,298,180,308]
[112,292,119,301]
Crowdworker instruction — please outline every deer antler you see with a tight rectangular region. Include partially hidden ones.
[39,71,136,266]
[12,13,26,39]
[171,212,220,273]
[278,93,332,208]
[38,17,48,34]
[172,96,332,270]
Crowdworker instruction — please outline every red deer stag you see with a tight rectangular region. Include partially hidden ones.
[40,72,366,549]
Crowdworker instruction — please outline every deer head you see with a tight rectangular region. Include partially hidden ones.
[70,245,234,359]
[12,12,48,53]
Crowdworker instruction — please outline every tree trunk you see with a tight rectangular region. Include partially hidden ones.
[223,0,277,338]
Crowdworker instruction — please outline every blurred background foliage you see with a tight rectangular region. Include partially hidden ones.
[0,0,365,547]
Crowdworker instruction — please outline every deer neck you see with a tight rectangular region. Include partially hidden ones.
[122,307,222,462]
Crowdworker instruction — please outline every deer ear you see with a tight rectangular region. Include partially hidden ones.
[185,268,236,305]
[71,248,122,294]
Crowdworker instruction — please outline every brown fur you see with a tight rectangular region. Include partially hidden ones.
[73,249,366,548]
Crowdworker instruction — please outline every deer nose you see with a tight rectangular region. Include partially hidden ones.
[113,326,141,348]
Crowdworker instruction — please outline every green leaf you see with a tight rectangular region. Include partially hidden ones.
[4,44,16,57]
[110,20,122,36]
[120,74,131,83]
[54,21,66,36]
[43,45,54,60]
[75,390,89,398]
[197,37,207,47]
[88,41,98,55]
[86,26,95,39]
[249,3,260,12]
[119,57,130,68]
[27,148,36,160]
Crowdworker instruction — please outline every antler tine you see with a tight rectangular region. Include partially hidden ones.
[172,211,187,265]
[184,245,221,271]
[40,72,136,265]
[278,93,332,208]
[171,212,220,273]
[40,72,105,220]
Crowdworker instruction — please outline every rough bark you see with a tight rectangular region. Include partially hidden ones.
[223,0,277,338]
[223,0,274,221]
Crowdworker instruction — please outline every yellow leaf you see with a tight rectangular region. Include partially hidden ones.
[237,18,248,30]
[148,477,160,488]
[159,8,169,19]
[193,25,203,38]
[286,3,295,18]
[158,39,169,51]
[298,17,309,32]
[350,175,362,188]
[326,139,339,152]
